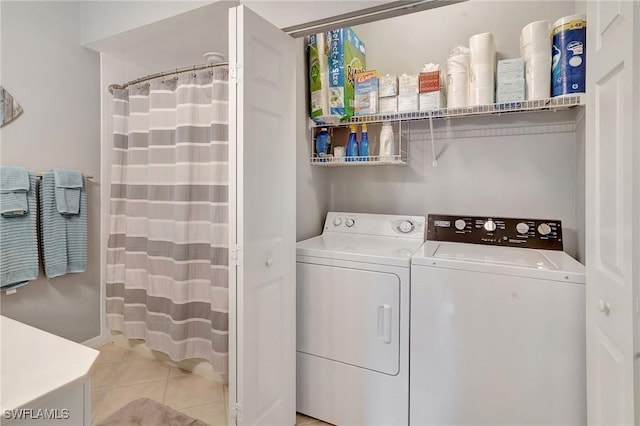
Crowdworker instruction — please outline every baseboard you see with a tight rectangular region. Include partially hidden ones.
[82,330,111,348]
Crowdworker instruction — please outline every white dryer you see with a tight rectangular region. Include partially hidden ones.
[410,214,586,426]
[296,212,425,426]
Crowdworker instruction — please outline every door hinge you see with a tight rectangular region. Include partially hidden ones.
[230,403,243,425]
[231,244,243,266]
[230,62,243,84]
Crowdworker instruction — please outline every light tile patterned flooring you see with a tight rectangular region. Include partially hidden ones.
[91,343,331,426]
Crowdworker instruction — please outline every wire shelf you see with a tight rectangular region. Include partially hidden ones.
[311,156,407,167]
[309,95,583,128]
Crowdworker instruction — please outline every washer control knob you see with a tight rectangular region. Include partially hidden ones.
[484,220,497,232]
[454,219,466,231]
[333,217,342,227]
[345,218,355,228]
[399,220,414,233]
[537,223,552,236]
[516,222,530,234]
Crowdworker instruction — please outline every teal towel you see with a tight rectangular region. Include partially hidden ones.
[0,166,30,216]
[0,166,29,191]
[0,192,28,216]
[40,172,87,278]
[53,169,83,215]
[0,173,39,288]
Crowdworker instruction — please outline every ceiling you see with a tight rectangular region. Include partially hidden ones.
[84,0,450,73]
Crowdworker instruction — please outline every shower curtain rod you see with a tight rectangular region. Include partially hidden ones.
[107,61,229,94]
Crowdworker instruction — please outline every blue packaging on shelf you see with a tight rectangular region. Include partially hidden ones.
[552,15,586,97]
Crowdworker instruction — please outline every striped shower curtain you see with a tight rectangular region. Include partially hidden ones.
[107,67,229,373]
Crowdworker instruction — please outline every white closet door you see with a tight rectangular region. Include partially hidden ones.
[585,1,638,425]
[228,5,296,426]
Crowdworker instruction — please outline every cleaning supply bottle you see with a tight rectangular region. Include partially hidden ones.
[346,124,359,161]
[359,123,370,161]
[379,122,395,162]
[315,128,331,162]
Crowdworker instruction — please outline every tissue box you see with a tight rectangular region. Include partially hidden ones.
[419,70,441,93]
[308,33,330,121]
[497,58,525,82]
[355,70,380,116]
[419,91,446,111]
[379,74,398,97]
[379,96,398,113]
[497,79,525,103]
[399,74,419,95]
[328,28,366,119]
[398,94,419,112]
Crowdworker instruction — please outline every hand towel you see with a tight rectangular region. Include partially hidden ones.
[0,166,30,191]
[0,192,29,216]
[0,166,30,216]
[40,172,87,278]
[53,169,83,215]
[0,172,39,288]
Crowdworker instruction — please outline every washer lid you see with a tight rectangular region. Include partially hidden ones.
[412,241,585,283]
[296,233,423,267]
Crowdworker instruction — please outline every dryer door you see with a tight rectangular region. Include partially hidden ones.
[297,262,401,375]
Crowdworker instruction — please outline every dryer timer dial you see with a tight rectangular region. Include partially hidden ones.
[399,221,414,233]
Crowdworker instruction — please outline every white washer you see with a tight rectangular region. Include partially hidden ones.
[296,212,426,426]
[410,215,586,426]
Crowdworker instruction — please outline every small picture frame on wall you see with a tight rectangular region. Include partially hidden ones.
[0,86,24,128]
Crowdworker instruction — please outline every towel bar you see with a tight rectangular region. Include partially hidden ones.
[35,173,93,180]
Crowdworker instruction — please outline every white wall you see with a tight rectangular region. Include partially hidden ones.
[353,0,577,76]
[320,0,585,259]
[0,1,102,341]
[80,1,216,46]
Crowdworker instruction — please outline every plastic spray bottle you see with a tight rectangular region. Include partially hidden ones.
[359,123,370,161]
[346,124,359,161]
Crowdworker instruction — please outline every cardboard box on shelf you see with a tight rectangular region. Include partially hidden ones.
[355,70,380,116]
[419,70,441,93]
[379,96,398,113]
[327,27,366,119]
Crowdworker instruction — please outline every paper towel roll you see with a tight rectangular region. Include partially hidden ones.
[470,87,494,105]
[447,71,469,108]
[525,54,551,70]
[526,77,550,99]
[520,20,550,50]
[469,32,495,55]
[447,71,469,92]
[524,53,551,100]
[469,32,495,105]
[448,92,468,109]
[552,14,587,97]
[448,55,469,73]
[520,20,552,101]
[522,42,551,59]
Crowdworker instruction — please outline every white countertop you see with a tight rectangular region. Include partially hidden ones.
[0,315,99,412]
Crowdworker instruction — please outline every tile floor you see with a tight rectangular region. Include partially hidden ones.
[91,343,331,426]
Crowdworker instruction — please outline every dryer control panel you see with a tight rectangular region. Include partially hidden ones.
[427,214,563,250]
[324,212,425,240]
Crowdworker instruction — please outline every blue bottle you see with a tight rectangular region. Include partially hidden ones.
[316,128,331,162]
[359,123,370,161]
[346,124,359,162]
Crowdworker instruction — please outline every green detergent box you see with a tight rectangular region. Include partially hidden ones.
[328,28,366,119]
[308,32,330,122]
